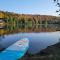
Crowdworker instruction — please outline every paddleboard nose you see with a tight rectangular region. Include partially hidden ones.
[0,38,29,60]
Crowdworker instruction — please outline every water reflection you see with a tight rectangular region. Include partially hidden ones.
[0,24,60,35]
[0,24,60,54]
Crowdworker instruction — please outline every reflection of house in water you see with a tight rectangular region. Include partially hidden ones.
[0,18,5,29]
[0,18,5,23]
[0,24,60,35]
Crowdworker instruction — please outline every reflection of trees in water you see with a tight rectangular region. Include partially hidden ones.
[0,24,60,35]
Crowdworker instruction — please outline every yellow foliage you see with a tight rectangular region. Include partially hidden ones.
[0,12,4,18]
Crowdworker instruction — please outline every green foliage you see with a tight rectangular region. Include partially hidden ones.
[28,52,33,57]
[0,10,60,25]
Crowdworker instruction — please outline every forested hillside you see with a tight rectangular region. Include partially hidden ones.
[0,10,60,24]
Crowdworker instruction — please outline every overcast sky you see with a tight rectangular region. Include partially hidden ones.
[0,0,58,16]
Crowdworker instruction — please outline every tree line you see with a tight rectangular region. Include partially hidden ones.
[0,10,60,25]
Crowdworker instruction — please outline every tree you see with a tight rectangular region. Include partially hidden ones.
[53,0,60,15]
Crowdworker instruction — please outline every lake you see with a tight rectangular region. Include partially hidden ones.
[0,24,60,55]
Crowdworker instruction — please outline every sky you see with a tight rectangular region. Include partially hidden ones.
[0,0,58,16]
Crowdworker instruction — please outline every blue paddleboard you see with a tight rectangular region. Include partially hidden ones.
[0,38,29,60]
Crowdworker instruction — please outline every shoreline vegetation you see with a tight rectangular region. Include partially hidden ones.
[0,10,60,26]
[21,42,60,60]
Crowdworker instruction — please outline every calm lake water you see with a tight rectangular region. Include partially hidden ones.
[0,24,60,54]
